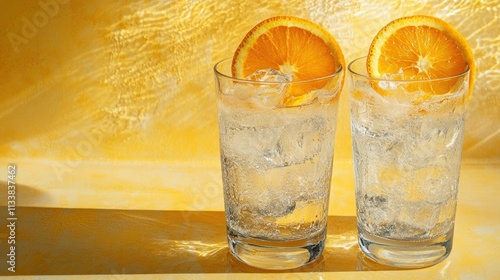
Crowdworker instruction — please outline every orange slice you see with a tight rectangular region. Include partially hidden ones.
[367,15,475,97]
[232,16,345,104]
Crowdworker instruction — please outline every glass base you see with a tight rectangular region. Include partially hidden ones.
[227,229,325,270]
[358,231,453,268]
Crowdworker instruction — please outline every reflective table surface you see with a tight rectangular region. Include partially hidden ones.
[1,164,498,279]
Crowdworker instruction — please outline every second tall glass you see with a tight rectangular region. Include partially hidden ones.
[348,57,471,268]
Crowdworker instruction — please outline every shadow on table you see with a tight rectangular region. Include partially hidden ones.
[2,207,403,275]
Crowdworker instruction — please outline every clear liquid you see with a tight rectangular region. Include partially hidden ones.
[351,97,465,241]
[349,86,467,267]
[218,98,338,243]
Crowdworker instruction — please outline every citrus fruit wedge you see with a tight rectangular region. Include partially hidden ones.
[232,16,345,105]
[367,15,475,97]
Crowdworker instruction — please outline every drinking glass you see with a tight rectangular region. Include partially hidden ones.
[214,58,343,269]
[348,57,470,268]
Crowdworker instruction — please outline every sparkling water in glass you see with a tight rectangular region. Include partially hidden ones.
[214,58,343,270]
[348,57,470,268]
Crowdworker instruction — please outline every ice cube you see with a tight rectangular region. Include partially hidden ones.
[278,117,324,165]
[379,70,405,90]
[225,125,283,169]
[246,68,293,83]
[257,196,296,217]
[253,90,284,108]
[395,201,441,236]
[243,69,293,108]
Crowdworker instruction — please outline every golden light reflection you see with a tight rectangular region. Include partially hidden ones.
[10,208,385,274]
[0,0,495,214]
[327,235,358,250]
[0,0,498,165]
[0,1,499,276]
[4,185,499,276]
[154,240,227,258]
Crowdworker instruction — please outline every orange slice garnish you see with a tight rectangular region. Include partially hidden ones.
[367,15,475,98]
[232,16,345,105]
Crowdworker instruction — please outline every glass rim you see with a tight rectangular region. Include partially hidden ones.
[347,56,470,83]
[214,57,343,85]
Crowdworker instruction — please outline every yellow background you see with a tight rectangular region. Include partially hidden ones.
[0,0,499,278]
[0,0,498,211]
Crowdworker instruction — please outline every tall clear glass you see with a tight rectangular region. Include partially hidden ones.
[214,58,343,270]
[348,57,470,268]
